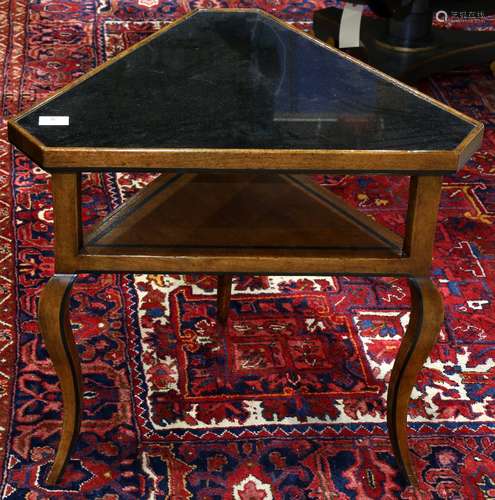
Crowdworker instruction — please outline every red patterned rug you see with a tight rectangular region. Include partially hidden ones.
[1,1,495,498]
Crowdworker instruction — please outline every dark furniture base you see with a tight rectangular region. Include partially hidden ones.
[313,7,495,83]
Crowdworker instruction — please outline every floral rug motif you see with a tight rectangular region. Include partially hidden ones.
[135,285,383,431]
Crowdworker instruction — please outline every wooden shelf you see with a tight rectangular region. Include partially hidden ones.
[84,173,403,260]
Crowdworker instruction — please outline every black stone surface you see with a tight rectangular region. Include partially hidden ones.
[17,10,474,150]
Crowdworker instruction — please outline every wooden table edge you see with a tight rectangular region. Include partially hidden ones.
[6,120,478,173]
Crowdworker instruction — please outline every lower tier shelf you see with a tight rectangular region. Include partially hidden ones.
[84,173,403,260]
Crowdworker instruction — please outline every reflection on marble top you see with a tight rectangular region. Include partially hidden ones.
[17,9,475,151]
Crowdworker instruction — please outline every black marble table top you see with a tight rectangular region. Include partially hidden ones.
[13,9,477,152]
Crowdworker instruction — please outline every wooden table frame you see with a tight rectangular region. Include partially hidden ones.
[7,8,484,489]
[39,170,441,488]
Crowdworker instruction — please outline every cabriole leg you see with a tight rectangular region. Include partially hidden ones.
[387,277,443,487]
[38,274,82,485]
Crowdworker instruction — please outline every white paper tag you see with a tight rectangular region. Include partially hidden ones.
[38,116,70,126]
[339,3,364,49]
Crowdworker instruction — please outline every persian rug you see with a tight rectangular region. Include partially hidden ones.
[0,1,494,498]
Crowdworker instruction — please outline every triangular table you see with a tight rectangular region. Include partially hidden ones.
[8,8,483,488]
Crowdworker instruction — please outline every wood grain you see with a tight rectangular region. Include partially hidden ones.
[387,277,443,487]
[403,175,443,274]
[51,172,82,274]
[38,274,82,485]
[216,274,232,327]
[84,173,401,253]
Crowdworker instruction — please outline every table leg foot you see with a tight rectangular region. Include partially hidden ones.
[387,277,443,487]
[38,274,82,485]
[216,274,232,328]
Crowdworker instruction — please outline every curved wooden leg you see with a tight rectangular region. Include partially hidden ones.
[217,274,232,327]
[387,277,443,487]
[38,274,82,485]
